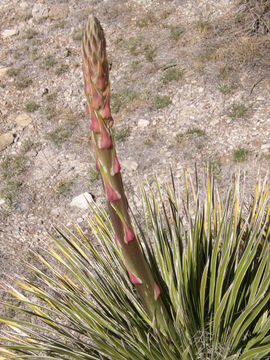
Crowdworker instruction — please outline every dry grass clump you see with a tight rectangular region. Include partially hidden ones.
[237,0,270,34]
[215,34,269,65]
[194,1,270,69]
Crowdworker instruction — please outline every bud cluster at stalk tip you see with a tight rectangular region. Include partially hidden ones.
[82,15,113,150]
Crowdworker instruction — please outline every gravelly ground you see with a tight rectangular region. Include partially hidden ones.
[0,0,269,311]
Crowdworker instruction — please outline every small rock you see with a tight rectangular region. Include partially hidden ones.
[261,143,270,151]
[1,29,19,39]
[210,118,219,127]
[20,1,28,9]
[32,3,48,20]
[0,132,14,151]
[0,67,10,79]
[122,160,138,171]
[70,192,93,210]
[0,107,8,117]
[15,113,32,128]
[51,207,61,216]
[0,199,5,206]
[49,4,69,20]
[138,119,150,128]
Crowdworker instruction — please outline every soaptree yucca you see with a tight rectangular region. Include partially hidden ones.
[0,15,270,360]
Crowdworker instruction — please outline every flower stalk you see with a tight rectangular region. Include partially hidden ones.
[82,15,170,334]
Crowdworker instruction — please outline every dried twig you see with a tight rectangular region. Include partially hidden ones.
[249,76,265,95]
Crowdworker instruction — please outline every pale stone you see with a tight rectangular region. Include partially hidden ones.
[32,3,48,20]
[51,207,61,216]
[20,2,28,9]
[49,4,69,20]
[1,29,19,39]
[210,118,219,127]
[261,143,270,151]
[15,113,32,128]
[0,199,5,206]
[0,67,10,79]
[122,160,138,171]
[0,133,14,151]
[138,119,150,128]
[70,192,93,210]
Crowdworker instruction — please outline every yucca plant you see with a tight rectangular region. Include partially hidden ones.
[1,15,270,360]
[0,174,269,359]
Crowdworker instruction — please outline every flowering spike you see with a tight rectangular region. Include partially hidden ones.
[82,14,171,336]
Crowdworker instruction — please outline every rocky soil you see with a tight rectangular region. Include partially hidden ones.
[0,0,269,310]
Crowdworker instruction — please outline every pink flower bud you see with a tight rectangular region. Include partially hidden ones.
[128,269,142,285]
[154,283,161,300]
